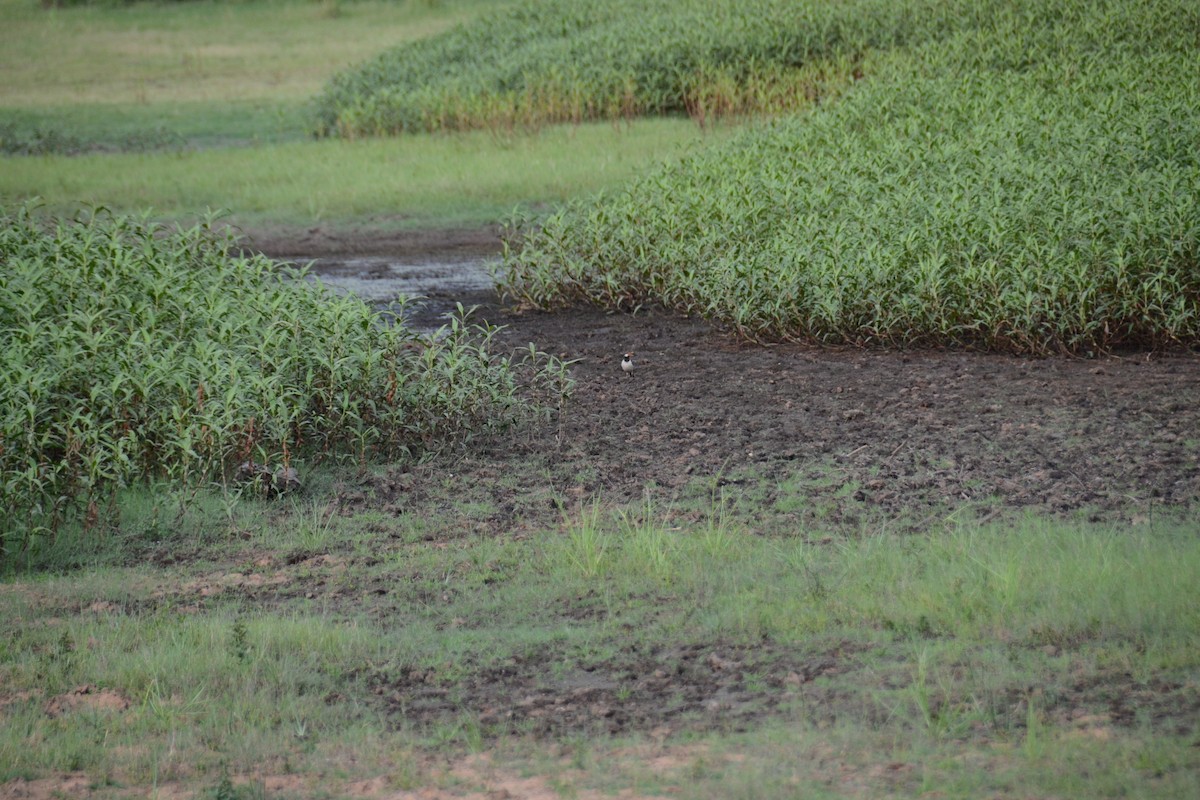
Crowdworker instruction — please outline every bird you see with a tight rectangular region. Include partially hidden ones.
[621,352,635,375]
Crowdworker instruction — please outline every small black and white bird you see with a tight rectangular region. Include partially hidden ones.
[621,352,635,375]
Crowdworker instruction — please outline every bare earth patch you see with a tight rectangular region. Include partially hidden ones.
[471,298,1199,526]
[241,222,503,262]
[371,641,852,739]
[260,227,1199,530]
[41,685,130,718]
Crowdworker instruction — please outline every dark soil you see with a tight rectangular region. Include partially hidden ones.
[243,221,505,261]
[478,297,1199,527]
[370,640,861,738]
[366,638,1200,741]
[252,227,1200,741]
[253,225,1200,529]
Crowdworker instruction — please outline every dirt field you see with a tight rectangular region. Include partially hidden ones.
[252,225,1200,532]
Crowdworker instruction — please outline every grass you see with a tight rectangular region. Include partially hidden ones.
[0,0,497,154]
[544,497,1200,653]
[0,599,394,786]
[0,100,305,154]
[0,0,722,227]
[313,0,874,137]
[1,117,724,227]
[0,0,494,109]
[1,483,1197,797]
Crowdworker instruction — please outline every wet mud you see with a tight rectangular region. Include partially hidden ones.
[251,226,1200,741]
[253,225,1199,528]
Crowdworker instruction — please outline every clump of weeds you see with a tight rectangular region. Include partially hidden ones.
[0,203,572,563]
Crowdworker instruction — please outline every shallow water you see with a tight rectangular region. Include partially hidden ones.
[295,254,497,328]
[300,254,494,300]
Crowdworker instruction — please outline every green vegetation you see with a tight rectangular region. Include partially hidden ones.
[0,203,570,557]
[314,0,891,136]
[0,101,304,155]
[0,0,502,154]
[0,0,719,227]
[2,0,1197,796]
[542,497,1200,653]
[500,0,1200,353]
[0,0,494,109]
[2,492,1197,796]
[0,118,722,228]
[8,0,1199,351]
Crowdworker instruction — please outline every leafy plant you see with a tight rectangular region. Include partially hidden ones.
[499,0,1200,354]
[229,619,251,663]
[0,203,572,559]
[313,0,889,137]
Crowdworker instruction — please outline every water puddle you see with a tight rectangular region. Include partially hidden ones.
[293,254,498,329]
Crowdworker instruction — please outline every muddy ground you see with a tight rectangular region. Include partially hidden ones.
[240,227,1200,746]
[252,225,1200,531]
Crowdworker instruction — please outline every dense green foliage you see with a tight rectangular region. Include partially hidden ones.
[0,204,570,554]
[501,0,1200,352]
[313,0,933,136]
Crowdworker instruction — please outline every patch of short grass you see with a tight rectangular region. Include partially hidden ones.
[0,0,495,109]
[0,0,504,155]
[0,100,307,154]
[0,602,400,786]
[542,499,1200,659]
[646,719,1200,799]
[2,479,1196,796]
[0,118,720,227]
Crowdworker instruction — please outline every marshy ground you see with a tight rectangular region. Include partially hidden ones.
[6,0,1198,795]
[257,229,1200,740]
[257,225,1200,532]
[248,228,1200,777]
[2,228,1196,800]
